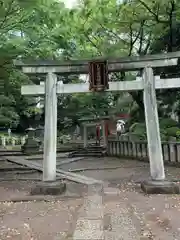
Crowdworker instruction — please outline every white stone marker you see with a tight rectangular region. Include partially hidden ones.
[143,67,165,180]
[43,72,57,181]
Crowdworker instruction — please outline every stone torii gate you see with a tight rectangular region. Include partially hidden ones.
[15,51,180,193]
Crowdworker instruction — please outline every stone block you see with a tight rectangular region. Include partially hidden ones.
[141,180,180,194]
[30,180,66,195]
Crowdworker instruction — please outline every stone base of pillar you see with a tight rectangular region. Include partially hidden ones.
[30,180,66,195]
[141,180,180,194]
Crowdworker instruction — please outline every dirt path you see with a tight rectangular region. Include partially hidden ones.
[1,185,180,239]
[0,157,180,239]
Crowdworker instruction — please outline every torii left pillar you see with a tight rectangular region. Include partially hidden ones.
[43,72,57,181]
[31,72,66,195]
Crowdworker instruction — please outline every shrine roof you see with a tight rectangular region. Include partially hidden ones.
[79,114,129,122]
[79,116,110,122]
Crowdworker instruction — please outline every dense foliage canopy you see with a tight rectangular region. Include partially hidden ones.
[0,0,180,138]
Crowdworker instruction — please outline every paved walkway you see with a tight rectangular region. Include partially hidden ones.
[73,183,140,240]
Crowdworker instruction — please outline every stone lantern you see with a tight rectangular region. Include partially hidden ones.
[21,127,41,155]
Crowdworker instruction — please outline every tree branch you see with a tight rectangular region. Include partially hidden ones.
[0,0,16,30]
[169,0,176,52]
[129,23,133,56]
[98,22,129,45]
[128,20,145,56]
[83,33,102,55]
[143,32,152,54]
[137,20,145,55]
[138,0,168,23]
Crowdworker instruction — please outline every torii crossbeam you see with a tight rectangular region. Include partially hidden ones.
[15,52,180,192]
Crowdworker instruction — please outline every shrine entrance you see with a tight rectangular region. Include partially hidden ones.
[79,117,109,148]
[16,51,180,193]
[80,115,128,147]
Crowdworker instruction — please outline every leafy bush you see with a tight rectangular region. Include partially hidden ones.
[128,118,180,141]
[129,122,146,133]
[159,118,179,129]
[165,127,180,137]
[129,122,147,140]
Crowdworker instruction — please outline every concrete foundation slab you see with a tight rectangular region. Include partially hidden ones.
[30,180,66,195]
[141,180,180,194]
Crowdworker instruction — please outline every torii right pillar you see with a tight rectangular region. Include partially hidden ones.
[141,67,179,194]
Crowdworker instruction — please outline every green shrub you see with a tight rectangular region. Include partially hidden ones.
[129,118,180,141]
[165,127,180,137]
[129,122,146,140]
[159,118,178,129]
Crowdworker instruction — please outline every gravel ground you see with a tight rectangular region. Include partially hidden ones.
[0,157,180,239]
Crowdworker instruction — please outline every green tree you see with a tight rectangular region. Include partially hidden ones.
[0,0,73,129]
[65,0,180,124]
[1,0,179,134]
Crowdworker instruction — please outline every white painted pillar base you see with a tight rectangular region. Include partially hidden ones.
[143,67,165,181]
[43,72,57,181]
[83,125,88,148]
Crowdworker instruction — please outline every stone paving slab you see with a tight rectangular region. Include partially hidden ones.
[73,182,140,240]
[73,219,104,240]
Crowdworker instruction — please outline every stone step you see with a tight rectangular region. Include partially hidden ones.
[81,147,105,150]
[73,149,106,152]
[71,150,105,155]
[71,151,106,153]
[68,145,107,158]
[87,146,106,149]
[69,149,107,157]
[70,153,104,157]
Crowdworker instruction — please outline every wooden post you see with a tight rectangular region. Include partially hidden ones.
[102,120,108,147]
[83,125,87,148]
[143,67,165,180]
[43,72,57,181]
